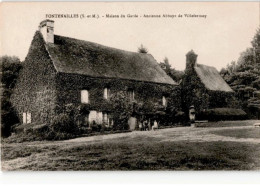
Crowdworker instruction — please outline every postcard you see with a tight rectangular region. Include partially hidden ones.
[1,2,259,171]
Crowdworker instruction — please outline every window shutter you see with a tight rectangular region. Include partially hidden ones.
[27,113,31,123]
[23,113,27,124]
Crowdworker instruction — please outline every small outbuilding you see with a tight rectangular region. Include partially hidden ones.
[182,50,246,120]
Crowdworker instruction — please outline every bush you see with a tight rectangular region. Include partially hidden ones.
[90,121,102,132]
[198,108,247,121]
[44,113,80,140]
[175,111,186,122]
[50,113,77,134]
[32,123,49,134]
[1,107,20,137]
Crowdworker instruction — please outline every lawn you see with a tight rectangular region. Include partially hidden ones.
[1,120,260,171]
[194,120,260,128]
[212,127,260,139]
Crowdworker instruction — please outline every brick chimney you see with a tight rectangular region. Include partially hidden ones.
[38,19,54,43]
[186,50,198,70]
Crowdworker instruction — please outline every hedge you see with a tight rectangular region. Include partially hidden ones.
[197,108,247,121]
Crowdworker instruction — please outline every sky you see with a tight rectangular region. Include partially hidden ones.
[0,2,259,71]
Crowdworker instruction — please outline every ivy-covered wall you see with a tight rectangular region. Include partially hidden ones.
[55,72,181,114]
[11,32,57,124]
[182,67,209,115]
[181,64,236,116]
[11,31,181,126]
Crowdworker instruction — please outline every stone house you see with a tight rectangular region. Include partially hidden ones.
[181,50,244,118]
[11,19,180,130]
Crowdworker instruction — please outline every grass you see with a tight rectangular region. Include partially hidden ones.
[195,120,260,128]
[1,120,260,171]
[2,139,259,171]
[26,141,260,170]
[212,128,260,139]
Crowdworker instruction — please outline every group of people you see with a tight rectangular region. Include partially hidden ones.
[138,119,158,131]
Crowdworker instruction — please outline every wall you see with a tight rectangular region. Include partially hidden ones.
[11,31,57,124]
[55,72,181,116]
[182,66,210,114]
[182,64,237,116]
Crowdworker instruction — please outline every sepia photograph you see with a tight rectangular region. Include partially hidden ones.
[0,1,260,172]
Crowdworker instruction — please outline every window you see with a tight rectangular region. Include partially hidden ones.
[81,90,89,103]
[128,89,135,101]
[162,96,167,106]
[23,112,31,124]
[104,88,110,99]
[103,112,108,124]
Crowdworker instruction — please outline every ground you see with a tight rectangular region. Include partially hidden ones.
[1,120,260,171]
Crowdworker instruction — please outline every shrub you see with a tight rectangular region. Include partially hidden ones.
[50,113,76,134]
[198,108,247,121]
[175,111,186,122]
[32,123,49,134]
[110,91,133,130]
[90,121,105,132]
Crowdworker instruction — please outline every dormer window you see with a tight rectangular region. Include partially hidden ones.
[81,90,89,104]
[104,87,110,100]
[162,96,167,106]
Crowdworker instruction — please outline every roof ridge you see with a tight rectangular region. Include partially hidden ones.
[43,33,176,85]
[54,34,151,57]
[196,63,217,70]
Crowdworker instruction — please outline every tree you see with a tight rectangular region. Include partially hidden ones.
[1,56,22,137]
[163,57,171,70]
[220,28,260,119]
[138,44,148,54]
[251,28,260,64]
[159,57,184,83]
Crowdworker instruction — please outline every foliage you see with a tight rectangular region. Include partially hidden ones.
[109,91,133,130]
[3,122,260,170]
[47,103,90,139]
[50,113,76,134]
[252,28,260,63]
[138,44,148,54]
[220,28,260,119]
[159,57,184,83]
[1,56,22,137]
[197,108,247,121]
